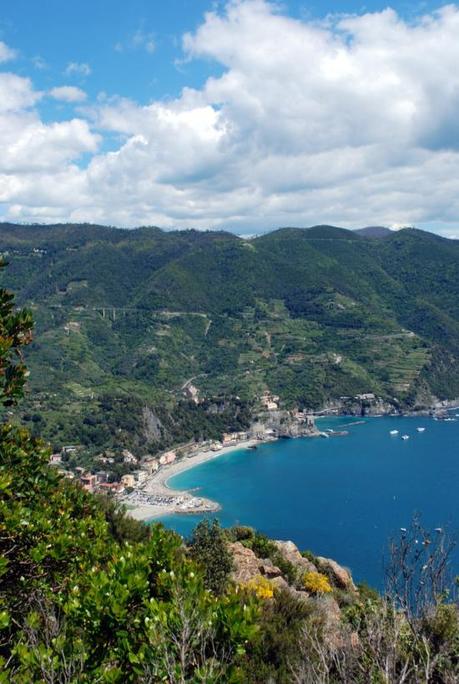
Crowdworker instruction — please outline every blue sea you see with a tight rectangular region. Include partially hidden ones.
[157,413,459,588]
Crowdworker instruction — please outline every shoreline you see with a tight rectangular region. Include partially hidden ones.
[124,438,264,521]
[124,405,459,522]
[163,438,262,490]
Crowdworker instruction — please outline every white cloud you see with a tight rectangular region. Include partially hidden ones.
[32,56,48,70]
[65,62,91,77]
[49,86,87,103]
[3,2,459,234]
[132,29,156,53]
[0,73,42,111]
[115,28,156,54]
[0,41,17,63]
[0,115,99,173]
[0,74,99,178]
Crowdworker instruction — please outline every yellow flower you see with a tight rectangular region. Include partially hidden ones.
[243,575,274,600]
[303,571,332,594]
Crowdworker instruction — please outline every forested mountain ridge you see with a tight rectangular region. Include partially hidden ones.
[1,222,458,456]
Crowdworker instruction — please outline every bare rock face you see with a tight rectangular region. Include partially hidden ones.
[274,540,317,575]
[142,407,163,441]
[270,575,291,592]
[259,560,283,580]
[228,542,300,594]
[228,542,283,583]
[317,594,344,648]
[316,557,356,591]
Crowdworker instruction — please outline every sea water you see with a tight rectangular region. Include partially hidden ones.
[157,414,459,588]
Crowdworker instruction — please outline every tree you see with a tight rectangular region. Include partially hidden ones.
[189,520,233,595]
[0,259,33,407]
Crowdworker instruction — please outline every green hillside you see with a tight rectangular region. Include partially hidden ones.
[2,276,459,683]
[1,223,458,457]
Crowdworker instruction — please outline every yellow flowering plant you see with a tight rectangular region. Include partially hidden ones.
[303,571,332,594]
[244,575,275,600]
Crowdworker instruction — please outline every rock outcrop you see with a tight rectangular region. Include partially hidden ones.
[316,556,356,592]
[228,537,360,651]
[228,542,289,591]
[317,594,343,644]
[250,410,319,439]
[274,540,317,575]
[142,407,163,441]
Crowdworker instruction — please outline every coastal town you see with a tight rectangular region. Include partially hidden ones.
[48,387,458,521]
[49,392,320,519]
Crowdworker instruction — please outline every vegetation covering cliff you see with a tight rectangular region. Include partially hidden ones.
[1,279,459,682]
[1,223,458,461]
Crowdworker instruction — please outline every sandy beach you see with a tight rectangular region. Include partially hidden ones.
[156,438,261,490]
[124,438,262,521]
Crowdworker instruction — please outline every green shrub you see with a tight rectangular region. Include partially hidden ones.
[189,519,234,595]
[94,494,151,544]
[242,589,312,683]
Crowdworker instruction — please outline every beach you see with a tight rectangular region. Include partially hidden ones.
[124,439,262,521]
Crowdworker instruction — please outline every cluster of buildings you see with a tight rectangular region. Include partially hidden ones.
[48,391,318,502]
[221,431,249,447]
[183,383,200,404]
[50,446,135,494]
[50,461,133,495]
[49,445,180,496]
[142,449,177,474]
[292,409,316,427]
[260,391,280,411]
[49,462,127,495]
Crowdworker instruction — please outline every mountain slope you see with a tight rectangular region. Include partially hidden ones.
[1,222,457,453]
[354,226,393,238]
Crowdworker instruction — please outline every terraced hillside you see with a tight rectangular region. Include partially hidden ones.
[0,223,458,455]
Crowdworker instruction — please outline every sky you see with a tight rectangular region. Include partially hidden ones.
[0,0,458,236]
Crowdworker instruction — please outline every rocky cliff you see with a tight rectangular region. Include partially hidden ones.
[228,535,359,647]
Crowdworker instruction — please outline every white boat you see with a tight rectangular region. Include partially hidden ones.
[416,427,426,432]
[390,430,399,435]
[401,435,410,440]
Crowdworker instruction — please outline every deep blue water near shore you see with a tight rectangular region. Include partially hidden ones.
[157,414,459,589]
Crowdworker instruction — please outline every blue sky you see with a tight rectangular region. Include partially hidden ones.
[3,2,218,105]
[1,0,447,104]
[0,0,458,235]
